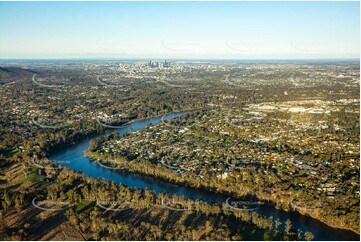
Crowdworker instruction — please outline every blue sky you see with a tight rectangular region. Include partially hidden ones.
[0,1,359,59]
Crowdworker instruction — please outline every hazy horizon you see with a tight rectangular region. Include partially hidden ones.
[0,1,360,59]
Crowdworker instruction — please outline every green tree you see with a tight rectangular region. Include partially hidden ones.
[285,219,292,235]
[274,218,281,230]
[304,231,315,241]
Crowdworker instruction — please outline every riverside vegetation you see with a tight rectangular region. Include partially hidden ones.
[0,60,359,240]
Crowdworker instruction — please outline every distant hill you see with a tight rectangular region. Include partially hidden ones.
[0,66,37,84]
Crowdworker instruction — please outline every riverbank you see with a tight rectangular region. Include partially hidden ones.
[85,150,359,235]
[51,111,359,240]
[46,108,205,156]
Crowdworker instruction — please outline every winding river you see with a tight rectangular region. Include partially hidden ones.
[50,112,359,241]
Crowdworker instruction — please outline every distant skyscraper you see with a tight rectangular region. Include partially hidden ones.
[164,60,170,68]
